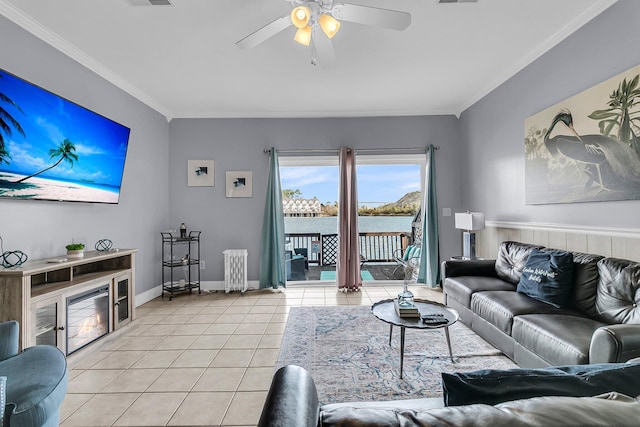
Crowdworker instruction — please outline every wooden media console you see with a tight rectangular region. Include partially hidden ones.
[0,249,136,354]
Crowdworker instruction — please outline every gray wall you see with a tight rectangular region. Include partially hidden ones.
[459,0,640,228]
[168,116,464,281]
[0,16,170,294]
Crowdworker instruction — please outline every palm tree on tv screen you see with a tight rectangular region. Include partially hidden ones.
[16,138,79,183]
[0,90,26,165]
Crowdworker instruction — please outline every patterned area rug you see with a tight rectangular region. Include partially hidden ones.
[276,305,518,404]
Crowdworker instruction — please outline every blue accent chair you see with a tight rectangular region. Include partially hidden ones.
[0,321,68,427]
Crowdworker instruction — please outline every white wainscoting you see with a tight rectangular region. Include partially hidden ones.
[476,221,640,263]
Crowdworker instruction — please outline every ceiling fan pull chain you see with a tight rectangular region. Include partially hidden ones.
[311,42,318,66]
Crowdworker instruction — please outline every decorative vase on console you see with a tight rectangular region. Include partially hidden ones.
[398,257,417,307]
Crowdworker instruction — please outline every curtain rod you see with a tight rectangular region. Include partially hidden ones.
[263,145,439,155]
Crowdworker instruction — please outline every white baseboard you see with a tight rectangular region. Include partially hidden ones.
[135,280,262,306]
[135,285,162,306]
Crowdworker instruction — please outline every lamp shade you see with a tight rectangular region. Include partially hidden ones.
[291,6,311,28]
[294,26,312,46]
[455,212,485,231]
[319,14,340,38]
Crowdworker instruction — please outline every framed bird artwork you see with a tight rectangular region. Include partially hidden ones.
[525,63,640,204]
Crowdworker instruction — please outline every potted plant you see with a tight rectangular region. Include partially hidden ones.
[66,243,85,259]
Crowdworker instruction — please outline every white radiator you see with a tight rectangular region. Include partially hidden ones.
[223,249,248,293]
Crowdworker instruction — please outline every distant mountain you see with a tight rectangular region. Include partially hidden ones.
[393,191,421,208]
[356,191,420,216]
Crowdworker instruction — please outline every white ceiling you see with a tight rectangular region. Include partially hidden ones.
[0,0,617,120]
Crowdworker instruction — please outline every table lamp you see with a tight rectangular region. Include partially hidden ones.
[454,212,485,259]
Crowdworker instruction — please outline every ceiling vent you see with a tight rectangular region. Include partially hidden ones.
[438,0,477,3]
[126,0,173,6]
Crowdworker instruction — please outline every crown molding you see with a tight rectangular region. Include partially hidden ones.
[170,107,456,120]
[486,220,640,239]
[456,0,618,116]
[0,0,172,119]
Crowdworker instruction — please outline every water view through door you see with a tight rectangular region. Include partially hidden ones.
[280,156,422,283]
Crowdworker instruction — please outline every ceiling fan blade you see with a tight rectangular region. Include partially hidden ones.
[236,15,292,49]
[331,3,411,31]
[312,26,337,67]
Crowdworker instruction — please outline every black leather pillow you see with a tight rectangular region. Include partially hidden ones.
[569,251,604,316]
[442,362,640,407]
[596,257,640,324]
[517,249,574,308]
[495,241,543,284]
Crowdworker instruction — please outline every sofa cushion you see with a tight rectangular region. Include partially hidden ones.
[512,314,607,366]
[444,276,516,308]
[495,241,543,285]
[569,251,604,316]
[320,392,640,427]
[442,361,640,407]
[596,258,640,324]
[517,249,574,308]
[471,291,574,335]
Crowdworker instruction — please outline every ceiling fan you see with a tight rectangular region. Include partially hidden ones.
[235,0,411,66]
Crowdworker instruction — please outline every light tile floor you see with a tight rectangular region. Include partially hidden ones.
[60,284,443,426]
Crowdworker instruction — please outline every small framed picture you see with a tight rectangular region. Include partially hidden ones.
[187,160,215,187]
[226,171,253,198]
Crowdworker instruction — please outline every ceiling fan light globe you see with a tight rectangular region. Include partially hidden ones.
[319,14,340,38]
[291,6,311,29]
[294,26,312,46]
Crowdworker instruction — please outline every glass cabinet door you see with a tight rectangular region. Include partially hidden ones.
[113,273,132,329]
[32,295,65,352]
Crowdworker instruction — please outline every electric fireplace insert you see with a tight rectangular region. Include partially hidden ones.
[66,285,110,354]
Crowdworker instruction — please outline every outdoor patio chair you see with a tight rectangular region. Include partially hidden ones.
[392,244,422,279]
[294,248,309,270]
[285,250,306,281]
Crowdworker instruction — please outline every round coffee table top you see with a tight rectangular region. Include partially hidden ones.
[371,299,459,329]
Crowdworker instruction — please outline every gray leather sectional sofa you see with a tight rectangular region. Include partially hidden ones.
[442,241,640,367]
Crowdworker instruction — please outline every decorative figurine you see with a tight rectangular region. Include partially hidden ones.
[95,239,113,251]
[180,223,187,238]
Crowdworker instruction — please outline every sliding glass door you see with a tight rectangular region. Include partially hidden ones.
[279,153,424,284]
[279,156,339,283]
[356,155,423,282]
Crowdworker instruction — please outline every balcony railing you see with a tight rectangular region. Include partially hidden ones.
[285,232,410,266]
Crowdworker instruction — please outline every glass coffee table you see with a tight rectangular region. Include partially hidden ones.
[371,299,459,379]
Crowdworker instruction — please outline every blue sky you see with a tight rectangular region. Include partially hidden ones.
[280,164,421,206]
[0,70,130,186]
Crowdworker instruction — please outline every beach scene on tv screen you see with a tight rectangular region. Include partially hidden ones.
[0,69,130,203]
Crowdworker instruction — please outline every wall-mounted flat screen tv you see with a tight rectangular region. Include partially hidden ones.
[0,68,130,204]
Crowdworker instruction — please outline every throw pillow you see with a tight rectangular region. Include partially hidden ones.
[516,248,574,307]
[403,246,415,261]
[442,362,640,407]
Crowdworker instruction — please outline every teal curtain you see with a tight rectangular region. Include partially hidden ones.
[259,148,286,289]
[418,145,440,287]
